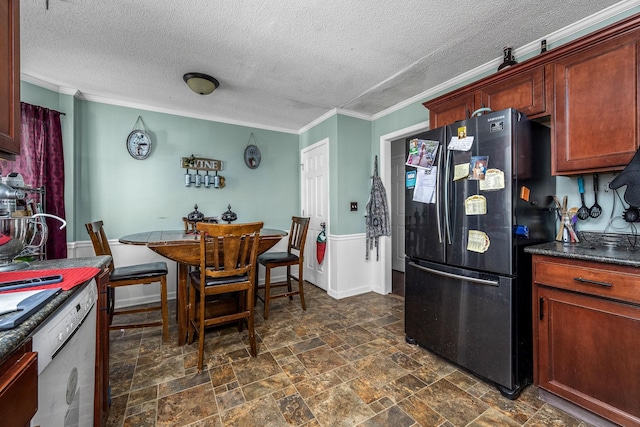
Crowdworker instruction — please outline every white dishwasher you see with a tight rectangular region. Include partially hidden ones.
[31,280,97,427]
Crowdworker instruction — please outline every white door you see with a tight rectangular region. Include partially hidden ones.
[391,151,406,272]
[301,139,329,290]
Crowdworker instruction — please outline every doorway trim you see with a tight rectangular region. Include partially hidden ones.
[377,120,429,295]
[300,137,330,292]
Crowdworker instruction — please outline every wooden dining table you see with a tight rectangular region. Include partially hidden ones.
[119,228,287,345]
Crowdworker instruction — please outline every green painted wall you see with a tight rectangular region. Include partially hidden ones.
[335,115,371,234]
[20,83,299,241]
[299,114,372,235]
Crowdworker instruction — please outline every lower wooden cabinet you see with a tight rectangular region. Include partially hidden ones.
[0,340,38,427]
[533,255,640,426]
[95,267,111,426]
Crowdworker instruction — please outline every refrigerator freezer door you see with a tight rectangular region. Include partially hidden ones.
[405,258,531,395]
[404,127,446,264]
[445,110,516,276]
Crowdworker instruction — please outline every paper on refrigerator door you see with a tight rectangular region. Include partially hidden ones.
[467,230,490,253]
[464,195,487,215]
[448,135,474,151]
[479,169,505,191]
[413,167,437,203]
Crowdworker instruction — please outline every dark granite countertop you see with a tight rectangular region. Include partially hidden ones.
[525,232,640,268]
[0,256,111,364]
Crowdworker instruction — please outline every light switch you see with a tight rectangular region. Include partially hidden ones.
[350,202,358,211]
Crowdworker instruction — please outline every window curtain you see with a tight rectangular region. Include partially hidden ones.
[0,102,67,259]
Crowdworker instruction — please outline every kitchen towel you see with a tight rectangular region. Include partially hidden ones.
[0,267,100,293]
[366,156,390,261]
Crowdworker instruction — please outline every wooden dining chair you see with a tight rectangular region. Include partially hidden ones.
[85,220,169,341]
[187,221,263,371]
[254,216,310,319]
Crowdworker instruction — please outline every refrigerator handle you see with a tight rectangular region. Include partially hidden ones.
[435,145,443,243]
[443,149,452,244]
[408,262,499,287]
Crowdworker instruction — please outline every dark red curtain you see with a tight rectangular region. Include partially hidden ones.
[0,102,67,259]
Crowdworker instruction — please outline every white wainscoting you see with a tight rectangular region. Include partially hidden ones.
[69,236,289,309]
[68,232,388,308]
[326,233,388,299]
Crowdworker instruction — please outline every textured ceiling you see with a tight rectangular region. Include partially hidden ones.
[20,0,625,133]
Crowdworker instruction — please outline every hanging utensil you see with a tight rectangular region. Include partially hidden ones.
[589,173,602,218]
[577,176,590,220]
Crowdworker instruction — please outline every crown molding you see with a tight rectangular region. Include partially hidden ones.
[371,0,640,121]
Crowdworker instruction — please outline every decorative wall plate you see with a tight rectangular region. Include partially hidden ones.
[244,144,261,169]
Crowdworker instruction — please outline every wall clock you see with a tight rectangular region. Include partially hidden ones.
[244,144,261,169]
[126,129,152,160]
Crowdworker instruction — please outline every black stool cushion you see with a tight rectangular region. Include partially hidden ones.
[258,251,299,264]
[111,262,168,281]
[190,270,249,286]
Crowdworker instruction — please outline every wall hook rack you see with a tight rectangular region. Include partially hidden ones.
[181,155,225,188]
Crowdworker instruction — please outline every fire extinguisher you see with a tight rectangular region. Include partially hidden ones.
[316,222,326,264]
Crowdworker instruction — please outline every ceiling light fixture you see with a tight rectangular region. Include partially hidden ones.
[183,73,219,95]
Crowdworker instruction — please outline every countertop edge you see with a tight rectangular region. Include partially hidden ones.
[525,241,640,268]
[0,256,111,364]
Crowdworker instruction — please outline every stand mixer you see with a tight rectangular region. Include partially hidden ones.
[0,183,66,271]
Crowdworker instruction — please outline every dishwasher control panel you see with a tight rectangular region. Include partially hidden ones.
[31,280,97,374]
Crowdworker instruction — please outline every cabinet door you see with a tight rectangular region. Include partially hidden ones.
[0,341,37,427]
[553,30,640,174]
[536,286,640,426]
[424,93,475,128]
[94,268,110,426]
[0,0,20,157]
[480,66,549,118]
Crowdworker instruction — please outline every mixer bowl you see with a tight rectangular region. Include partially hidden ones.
[0,214,66,272]
[0,217,36,271]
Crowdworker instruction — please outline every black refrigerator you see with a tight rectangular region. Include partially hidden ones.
[404,108,555,399]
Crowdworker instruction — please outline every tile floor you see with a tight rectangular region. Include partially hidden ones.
[107,283,594,427]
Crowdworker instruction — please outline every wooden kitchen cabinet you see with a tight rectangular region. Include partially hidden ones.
[423,93,476,128]
[480,65,550,119]
[553,29,640,175]
[95,267,111,426]
[424,64,550,128]
[0,340,38,427]
[0,0,20,158]
[424,14,640,176]
[532,255,640,426]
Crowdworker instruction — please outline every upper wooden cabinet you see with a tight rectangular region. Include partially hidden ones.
[553,29,640,174]
[424,65,551,129]
[0,0,20,158]
[424,13,640,176]
[425,93,476,129]
[480,65,550,118]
